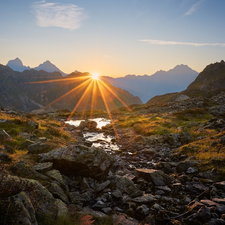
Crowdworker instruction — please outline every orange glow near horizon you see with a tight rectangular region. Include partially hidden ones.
[28,72,138,141]
[91,72,100,80]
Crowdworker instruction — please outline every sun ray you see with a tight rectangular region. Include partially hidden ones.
[24,76,90,84]
[90,80,97,119]
[99,79,132,111]
[67,80,94,120]
[96,81,119,140]
[44,78,92,109]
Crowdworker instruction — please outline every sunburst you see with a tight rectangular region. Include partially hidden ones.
[91,72,99,80]
[26,71,136,141]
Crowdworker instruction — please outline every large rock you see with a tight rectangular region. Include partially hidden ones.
[136,169,172,186]
[20,139,35,150]
[79,120,97,130]
[39,145,115,180]
[176,159,198,173]
[27,142,50,154]
[10,161,48,180]
[0,191,38,225]
[0,175,59,222]
[132,194,156,204]
[109,175,139,195]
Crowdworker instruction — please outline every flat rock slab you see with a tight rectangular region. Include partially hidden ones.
[212,198,225,205]
[34,162,53,173]
[132,194,156,203]
[200,199,219,207]
[136,168,172,186]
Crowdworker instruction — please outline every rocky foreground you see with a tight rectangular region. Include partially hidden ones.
[1,92,225,224]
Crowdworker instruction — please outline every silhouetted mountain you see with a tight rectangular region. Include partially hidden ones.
[0,65,142,112]
[146,60,225,105]
[6,58,67,76]
[102,65,198,103]
[34,60,67,76]
[6,58,31,72]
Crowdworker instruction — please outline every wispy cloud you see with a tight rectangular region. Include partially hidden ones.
[140,39,225,47]
[184,0,205,16]
[31,0,88,30]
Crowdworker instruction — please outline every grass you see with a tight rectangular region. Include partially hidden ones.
[115,109,212,137]
[176,129,225,178]
[0,110,76,167]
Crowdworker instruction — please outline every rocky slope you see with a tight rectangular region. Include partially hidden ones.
[1,87,225,224]
[0,65,142,112]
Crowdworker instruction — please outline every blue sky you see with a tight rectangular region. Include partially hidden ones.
[0,0,225,77]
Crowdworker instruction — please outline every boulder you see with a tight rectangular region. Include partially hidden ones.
[20,139,35,150]
[0,175,58,222]
[45,169,66,188]
[79,120,97,130]
[136,168,172,186]
[163,133,179,146]
[28,120,39,129]
[10,161,48,180]
[46,182,69,203]
[0,191,38,225]
[33,162,53,173]
[176,160,198,173]
[27,142,50,154]
[39,145,114,180]
[132,194,156,204]
[109,175,139,195]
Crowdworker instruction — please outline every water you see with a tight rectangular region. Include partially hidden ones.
[66,118,120,152]
[65,118,111,129]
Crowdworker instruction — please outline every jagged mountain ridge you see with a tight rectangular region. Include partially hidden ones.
[6,58,67,76]
[183,60,225,97]
[146,60,225,105]
[0,64,142,112]
[102,64,198,103]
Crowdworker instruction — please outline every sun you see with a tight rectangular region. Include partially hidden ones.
[91,72,100,80]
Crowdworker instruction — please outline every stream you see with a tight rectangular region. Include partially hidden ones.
[65,118,120,153]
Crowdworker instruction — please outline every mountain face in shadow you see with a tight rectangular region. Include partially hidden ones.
[6,58,67,76]
[183,60,225,97]
[146,60,225,105]
[102,65,198,103]
[0,65,142,112]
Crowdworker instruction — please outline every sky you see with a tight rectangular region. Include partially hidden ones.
[0,0,225,77]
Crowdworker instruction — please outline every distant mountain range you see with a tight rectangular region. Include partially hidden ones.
[146,60,225,105]
[6,58,199,104]
[102,65,199,103]
[0,65,142,112]
[6,58,67,76]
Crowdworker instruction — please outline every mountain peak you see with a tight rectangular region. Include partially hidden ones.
[34,61,67,76]
[6,58,30,72]
[7,58,23,67]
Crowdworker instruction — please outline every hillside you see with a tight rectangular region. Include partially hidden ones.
[0,65,142,112]
[146,60,225,105]
[183,60,225,97]
[102,64,198,103]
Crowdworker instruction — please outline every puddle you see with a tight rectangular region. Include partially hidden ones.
[65,118,111,129]
[66,118,120,152]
